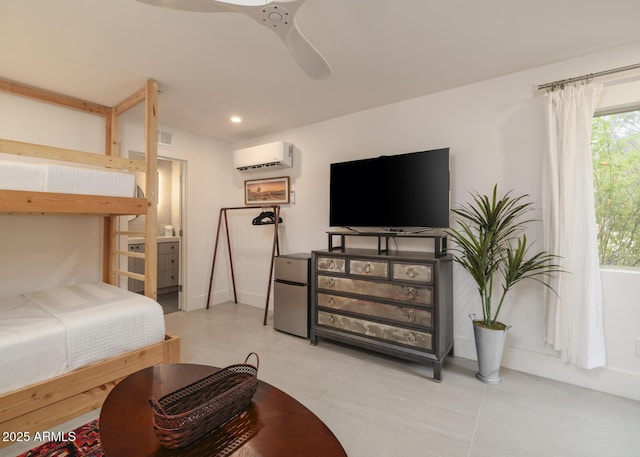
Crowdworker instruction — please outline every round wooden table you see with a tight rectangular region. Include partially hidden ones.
[99,363,346,456]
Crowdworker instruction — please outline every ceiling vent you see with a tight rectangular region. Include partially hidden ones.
[157,130,173,147]
[233,141,293,171]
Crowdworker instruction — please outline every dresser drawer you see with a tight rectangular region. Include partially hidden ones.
[318,293,432,328]
[317,311,432,351]
[128,243,145,253]
[158,253,179,271]
[392,262,433,284]
[158,269,178,287]
[158,242,179,254]
[317,256,346,273]
[349,259,388,278]
[317,275,432,306]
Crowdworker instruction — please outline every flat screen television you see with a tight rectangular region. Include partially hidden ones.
[329,148,450,231]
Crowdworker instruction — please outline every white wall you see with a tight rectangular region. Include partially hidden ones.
[223,42,640,400]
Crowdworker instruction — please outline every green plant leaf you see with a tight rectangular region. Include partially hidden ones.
[447,185,564,326]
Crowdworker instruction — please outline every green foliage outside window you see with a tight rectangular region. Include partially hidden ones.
[592,110,640,267]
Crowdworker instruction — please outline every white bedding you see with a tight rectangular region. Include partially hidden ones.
[0,160,135,197]
[0,294,67,395]
[0,282,165,395]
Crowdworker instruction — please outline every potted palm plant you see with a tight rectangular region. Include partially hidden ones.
[447,185,562,384]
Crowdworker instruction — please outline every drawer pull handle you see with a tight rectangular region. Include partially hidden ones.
[328,297,335,306]
[407,288,417,299]
[406,309,416,322]
[406,267,416,278]
[407,332,416,344]
[327,278,336,288]
[364,263,373,273]
[328,314,335,324]
[328,260,335,269]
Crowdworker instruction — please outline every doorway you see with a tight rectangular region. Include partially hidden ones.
[128,151,186,314]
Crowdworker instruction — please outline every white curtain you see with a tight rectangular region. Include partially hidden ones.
[542,83,607,369]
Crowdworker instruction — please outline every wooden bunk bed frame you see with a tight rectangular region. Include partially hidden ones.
[0,78,180,445]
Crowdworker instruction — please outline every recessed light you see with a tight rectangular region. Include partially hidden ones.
[230,116,242,124]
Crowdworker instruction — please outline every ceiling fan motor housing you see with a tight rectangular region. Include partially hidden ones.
[261,5,290,29]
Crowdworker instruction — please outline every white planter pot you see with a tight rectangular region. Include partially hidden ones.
[471,315,511,384]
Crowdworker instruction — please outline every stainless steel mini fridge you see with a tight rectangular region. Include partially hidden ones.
[273,253,311,338]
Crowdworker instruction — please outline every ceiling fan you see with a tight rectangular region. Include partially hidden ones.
[135,0,331,80]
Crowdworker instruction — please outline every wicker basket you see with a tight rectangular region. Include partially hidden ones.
[149,353,260,449]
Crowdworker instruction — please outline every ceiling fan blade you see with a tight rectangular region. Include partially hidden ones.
[135,0,331,79]
[234,1,331,79]
[135,0,298,14]
[135,0,231,13]
[284,24,331,80]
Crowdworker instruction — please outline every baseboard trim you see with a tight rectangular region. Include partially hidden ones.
[501,345,640,401]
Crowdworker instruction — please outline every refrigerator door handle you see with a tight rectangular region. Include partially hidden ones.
[275,278,307,287]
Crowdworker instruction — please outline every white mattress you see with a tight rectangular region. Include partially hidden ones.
[0,282,165,395]
[0,160,135,197]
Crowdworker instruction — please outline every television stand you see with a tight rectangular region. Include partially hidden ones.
[327,230,448,256]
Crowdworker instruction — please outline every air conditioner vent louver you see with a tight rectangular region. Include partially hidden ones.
[158,130,173,147]
[237,162,283,171]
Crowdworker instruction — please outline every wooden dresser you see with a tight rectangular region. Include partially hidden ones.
[157,241,179,292]
[310,247,453,381]
[128,239,180,294]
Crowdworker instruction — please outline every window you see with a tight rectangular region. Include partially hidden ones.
[592,108,640,267]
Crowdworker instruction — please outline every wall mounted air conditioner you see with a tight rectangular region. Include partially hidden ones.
[233,141,293,171]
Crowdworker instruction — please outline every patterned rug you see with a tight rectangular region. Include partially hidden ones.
[17,420,103,457]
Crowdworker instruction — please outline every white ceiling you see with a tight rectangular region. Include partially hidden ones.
[2,0,640,144]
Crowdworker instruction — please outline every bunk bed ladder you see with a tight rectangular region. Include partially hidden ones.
[105,79,159,300]
[112,230,146,287]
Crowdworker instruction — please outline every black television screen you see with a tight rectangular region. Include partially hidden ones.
[329,148,450,230]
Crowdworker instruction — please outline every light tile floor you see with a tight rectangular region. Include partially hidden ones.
[157,291,179,314]
[4,302,640,457]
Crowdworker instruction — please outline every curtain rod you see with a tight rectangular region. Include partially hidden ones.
[537,62,640,91]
